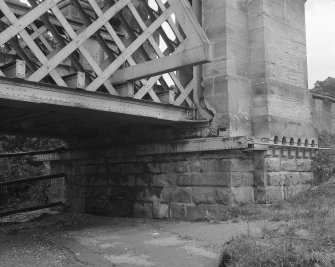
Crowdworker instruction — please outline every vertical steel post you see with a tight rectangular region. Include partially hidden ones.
[192,0,212,120]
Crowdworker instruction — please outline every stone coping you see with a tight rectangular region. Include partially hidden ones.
[32,136,326,162]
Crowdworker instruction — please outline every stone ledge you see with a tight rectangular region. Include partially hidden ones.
[36,136,258,161]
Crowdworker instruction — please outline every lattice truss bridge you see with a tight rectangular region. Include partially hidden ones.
[0,0,212,136]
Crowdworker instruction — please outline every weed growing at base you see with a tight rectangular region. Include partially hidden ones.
[219,179,335,267]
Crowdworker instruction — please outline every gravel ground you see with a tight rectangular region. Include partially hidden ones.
[0,212,271,267]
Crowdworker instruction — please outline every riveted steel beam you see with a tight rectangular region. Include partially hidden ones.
[0,76,193,121]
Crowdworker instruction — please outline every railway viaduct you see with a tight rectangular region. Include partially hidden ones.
[0,0,329,219]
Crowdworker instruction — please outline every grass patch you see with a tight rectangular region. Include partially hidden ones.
[219,179,335,267]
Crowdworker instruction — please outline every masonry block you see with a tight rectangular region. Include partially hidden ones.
[281,148,288,157]
[164,187,192,203]
[170,203,187,219]
[265,158,281,172]
[254,187,267,204]
[153,203,169,219]
[107,164,126,173]
[288,149,295,158]
[126,163,144,174]
[253,154,266,170]
[136,174,153,186]
[299,172,315,185]
[146,162,161,174]
[203,0,226,14]
[108,173,135,186]
[231,187,254,203]
[134,202,153,218]
[231,172,253,187]
[186,159,254,173]
[152,174,177,187]
[203,10,226,43]
[296,159,313,172]
[284,172,300,186]
[136,187,164,202]
[253,171,266,187]
[120,175,136,186]
[108,186,130,200]
[296,149,303,158]
[177,172,231,187]
[198,159,232,172]
[161,162,188,174]
[281,159,297,171]
[191,187,231,205]
[230,159,254,172]
[203,61,227,78]
[273,148,280,157]
[267,172,285,186]
[266,186,284,203]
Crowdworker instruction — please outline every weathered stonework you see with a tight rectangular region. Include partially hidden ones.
[43,0,319,220]
[48,144,256,220]
[42,135,317,220]
[248,0,314,141]
[253,147,314,203]
[202,0,316,140]
[202,0,252,136]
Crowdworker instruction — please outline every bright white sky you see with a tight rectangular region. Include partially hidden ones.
[306,0,335,88]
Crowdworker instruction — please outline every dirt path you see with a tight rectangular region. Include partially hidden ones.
[0,213,278,267]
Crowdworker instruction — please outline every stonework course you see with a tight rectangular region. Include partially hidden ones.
[46,138,315,220]
[51,148,254,220]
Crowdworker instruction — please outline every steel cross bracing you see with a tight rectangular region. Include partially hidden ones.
[0,0,212,119]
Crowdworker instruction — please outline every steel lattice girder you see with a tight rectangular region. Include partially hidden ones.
[0,0,213,109]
